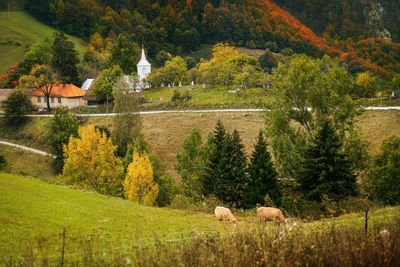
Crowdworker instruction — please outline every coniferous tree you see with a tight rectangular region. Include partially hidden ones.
[226,130,248,208]
[298,120,357,201]
[202,119,226,196]
[51,31,80,84]
[245,130,280,208]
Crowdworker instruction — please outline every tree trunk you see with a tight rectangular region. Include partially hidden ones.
[46,95,51,111]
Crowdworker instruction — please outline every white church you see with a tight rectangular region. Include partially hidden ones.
[136,46,151,90]
[82,46,152,96]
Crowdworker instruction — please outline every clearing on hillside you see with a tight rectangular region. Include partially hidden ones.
[0,11,86,74]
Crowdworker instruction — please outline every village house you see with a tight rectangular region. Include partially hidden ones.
[31,84,86,109]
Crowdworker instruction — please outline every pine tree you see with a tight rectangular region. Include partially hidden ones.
[226,130,248,208]
[298,120,357,201]
[202,119,226,196]
[51,31,80,84]
[245,130,279,208]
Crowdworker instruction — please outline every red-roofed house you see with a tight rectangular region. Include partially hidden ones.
[31,84,87,109]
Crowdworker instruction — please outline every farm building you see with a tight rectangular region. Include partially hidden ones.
[31,84,86,109]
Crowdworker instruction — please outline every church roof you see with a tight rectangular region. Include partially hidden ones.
[137,47,151,67]
[81,79,94,91]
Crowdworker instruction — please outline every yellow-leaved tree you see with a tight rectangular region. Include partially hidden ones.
[124,152,159,205]
[61,125,124,196]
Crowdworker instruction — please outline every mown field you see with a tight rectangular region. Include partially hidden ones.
[1,110,400,179]
[0,172,399,266]
[0,11,86,74]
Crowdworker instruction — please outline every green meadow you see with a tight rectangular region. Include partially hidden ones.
[0,11,86,74]
[0,172,399,264]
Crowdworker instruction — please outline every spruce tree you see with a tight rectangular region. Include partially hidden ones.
[202,119,226,196]
[51,31,80,84]
[298,120,357,201]
[228,130,248,208]
[214,130,248,208]
[245,130,280,208]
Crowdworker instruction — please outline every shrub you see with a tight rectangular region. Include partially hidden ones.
[47,106,80,168]
[0,154,6,170]
[171,89,192,103]
[364,136,400,205]
[1,90,32,125]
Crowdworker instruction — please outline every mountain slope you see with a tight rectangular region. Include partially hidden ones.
[0,11,86,74]
[274,0,400,42]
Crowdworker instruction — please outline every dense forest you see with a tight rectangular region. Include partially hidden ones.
[275,0,400,42]
[1,0,400,80]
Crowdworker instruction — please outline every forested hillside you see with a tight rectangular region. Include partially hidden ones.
[275,0,400,42]
[1,0,399,80]
[16,0,400,77]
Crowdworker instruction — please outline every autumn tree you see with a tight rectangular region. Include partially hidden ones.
[124,152,159,206]
[266,54,367,179]
[112,76,141,157]
[355,71,378,98]
[51,31,80,84]
[61,125,124,196]
[29,65,59,111]
[196,44,241,87]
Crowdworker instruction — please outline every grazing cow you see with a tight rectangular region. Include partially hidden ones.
[214,206,237,224]
[257,207,287,226]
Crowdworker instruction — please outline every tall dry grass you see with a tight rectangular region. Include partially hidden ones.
[3,219,399,267]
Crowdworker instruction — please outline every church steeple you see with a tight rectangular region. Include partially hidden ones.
[137,46,151,84]
[138,45,150,66]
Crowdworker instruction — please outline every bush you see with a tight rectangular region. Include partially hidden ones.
[171,90,192,103]
[155,175,177,207]
[364,136,400,205]
[0,154,6,170]
[1,90,32,125]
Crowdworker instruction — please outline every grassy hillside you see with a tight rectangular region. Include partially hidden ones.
[0,172,225,258]
[0,144,55,181]
[0,11,86,74]
[0,172,399,264]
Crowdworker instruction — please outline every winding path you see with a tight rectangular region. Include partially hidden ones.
[0,140,56,158]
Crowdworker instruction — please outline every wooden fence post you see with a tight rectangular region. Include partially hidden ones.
[61,228,66,267]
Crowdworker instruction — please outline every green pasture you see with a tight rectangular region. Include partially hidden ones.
[0,172,399,260]
[0,11,86,74]
[143,86,269,109]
